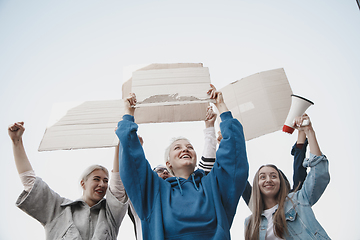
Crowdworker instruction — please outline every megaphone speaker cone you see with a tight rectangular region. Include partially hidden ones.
[282,94,314,134]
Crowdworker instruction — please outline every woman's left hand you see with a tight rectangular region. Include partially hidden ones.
[207,84,228,114]
[205,106,217,128]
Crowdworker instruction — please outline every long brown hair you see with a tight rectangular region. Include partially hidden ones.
[245,164,289,240]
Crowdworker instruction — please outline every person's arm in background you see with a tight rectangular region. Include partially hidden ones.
[112,136,143,240]
[290,130,308,192]
[241,181,252,206]
[109,143,128,203]
[198,106,217,175]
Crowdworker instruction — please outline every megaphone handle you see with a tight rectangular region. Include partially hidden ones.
[292,118,310,127]
[301,119,310,126]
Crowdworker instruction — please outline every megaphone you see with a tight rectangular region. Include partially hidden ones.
[282,94,314,134]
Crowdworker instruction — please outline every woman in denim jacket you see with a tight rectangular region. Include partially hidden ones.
[200,127,309,206]
[245,114,331,240]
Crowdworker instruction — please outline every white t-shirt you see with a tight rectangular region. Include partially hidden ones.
[263,204,284,240]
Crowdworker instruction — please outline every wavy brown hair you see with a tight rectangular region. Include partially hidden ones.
[245,164,289,240]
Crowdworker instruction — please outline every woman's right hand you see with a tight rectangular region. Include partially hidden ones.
[8,122,25,143]
[124,93,137,116]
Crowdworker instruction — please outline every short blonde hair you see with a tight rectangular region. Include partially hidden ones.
[80,164,109,183]
[164,136,193,176]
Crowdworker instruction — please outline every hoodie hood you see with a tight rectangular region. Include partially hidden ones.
[166,169,205,195]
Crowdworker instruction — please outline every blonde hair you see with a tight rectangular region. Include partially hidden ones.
[164,136,194,176]
[245,164,289,240]
[80,164,109,183]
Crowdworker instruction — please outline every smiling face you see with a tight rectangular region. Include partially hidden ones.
[166,139,197,177]
[81,169,108,207]
[258,166,281,199]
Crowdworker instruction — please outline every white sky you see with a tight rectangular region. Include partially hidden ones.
[1,1,359,239]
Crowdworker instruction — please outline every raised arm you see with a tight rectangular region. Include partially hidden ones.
[213,128,252,206]
[294,114,321,156]
[199,106,217,175]
[9,122,72,226]
[116,93,162,220]
[293,114,329,205]
[207,84,229,114]
[113,143,120,175]
[8,122,33,174]
[109,143,128,204]
[207,85,249,218]
[290,130,308,192]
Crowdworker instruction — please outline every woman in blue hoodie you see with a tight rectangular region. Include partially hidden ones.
[116,85,249,240]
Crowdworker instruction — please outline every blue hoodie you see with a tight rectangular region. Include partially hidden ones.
[116,111,249,240]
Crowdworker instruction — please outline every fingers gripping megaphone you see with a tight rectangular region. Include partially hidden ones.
[282,95,314,134]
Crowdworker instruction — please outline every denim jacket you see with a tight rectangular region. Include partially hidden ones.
[16,177,128,240]
[246,154,331,239]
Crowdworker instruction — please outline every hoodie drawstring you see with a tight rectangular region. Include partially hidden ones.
[176,177,183,195]
[191,173,199,191]
[176,174,199,195]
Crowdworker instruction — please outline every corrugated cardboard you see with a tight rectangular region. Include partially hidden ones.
[39,63,212,151]
[128,64,213,123]
[38,66,292,151]
[220,68,292,141]
[38,100,123,151]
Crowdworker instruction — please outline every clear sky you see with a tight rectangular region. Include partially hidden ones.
[1,1,359,239]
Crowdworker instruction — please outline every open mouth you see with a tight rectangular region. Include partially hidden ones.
[180,154,191,159]
[95,189,105,195]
